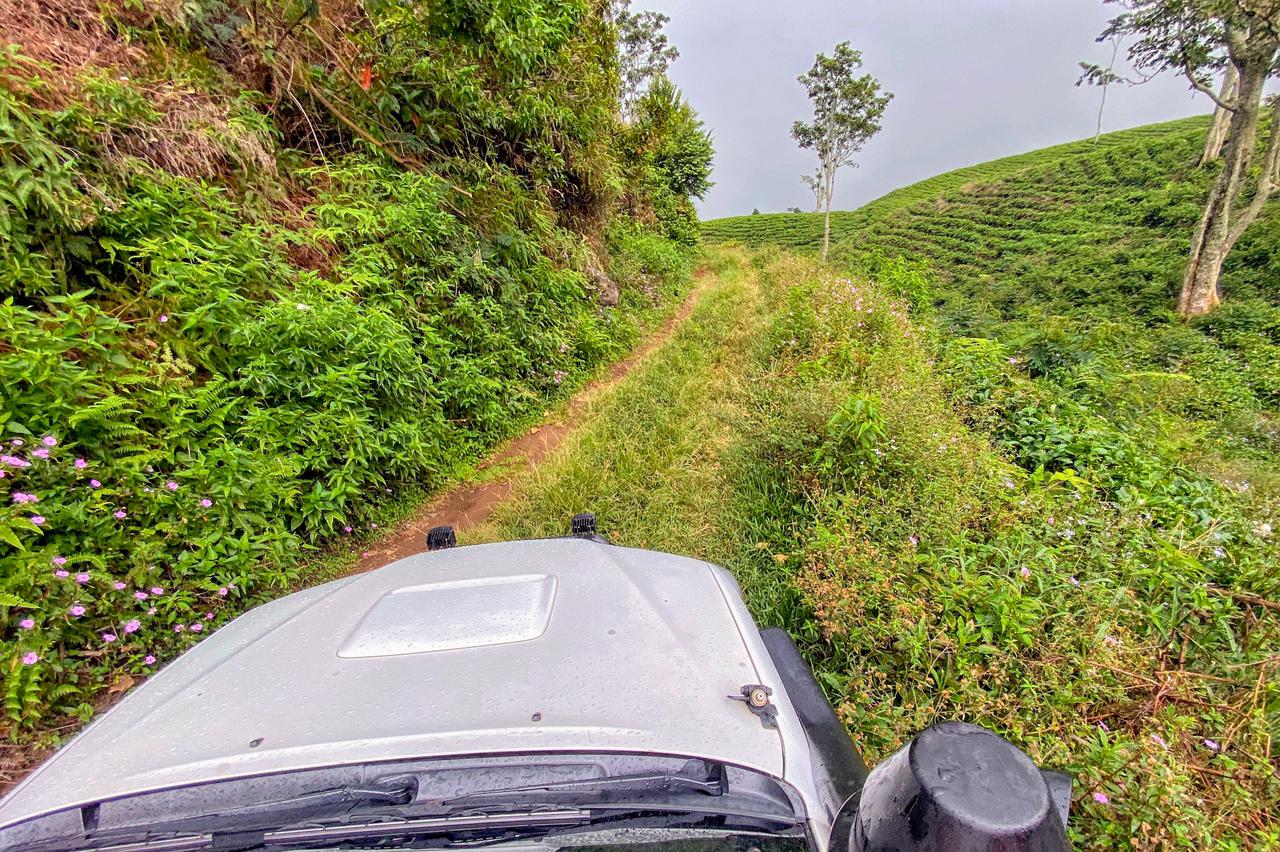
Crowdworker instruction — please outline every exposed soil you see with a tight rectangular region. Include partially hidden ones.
[346,279,704,575]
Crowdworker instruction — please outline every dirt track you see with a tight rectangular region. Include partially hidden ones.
[345,279,704,575]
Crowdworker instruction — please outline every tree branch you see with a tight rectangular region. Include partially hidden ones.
[1182,52,1237,110]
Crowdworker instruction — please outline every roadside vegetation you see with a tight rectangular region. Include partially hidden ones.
[480,238,1278,848]
[0,0,711,745]
[699,117,1278,845]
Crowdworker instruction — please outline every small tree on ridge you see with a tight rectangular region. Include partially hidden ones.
[1086,0,1280,317]
[792,43,892,262]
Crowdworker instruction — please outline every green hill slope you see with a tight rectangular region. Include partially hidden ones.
[704,118,1280,844]
[702,116,1210,252]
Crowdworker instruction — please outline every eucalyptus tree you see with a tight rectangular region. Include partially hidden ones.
[1084,0,1280,316]
[610,1,679,120]
[792,43,892,261]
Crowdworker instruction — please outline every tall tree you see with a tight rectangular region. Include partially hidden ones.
[1088,0,1280,317]
[792,43,892,261]
[610,1,679,120]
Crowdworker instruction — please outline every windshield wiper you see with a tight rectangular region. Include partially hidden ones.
[64,833,214,852]
[213,781,416,819]
[443,761,726,806]
[262,807,592,846]
[14,784,419,852]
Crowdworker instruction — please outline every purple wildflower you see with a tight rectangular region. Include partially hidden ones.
[134,591,148,601]
[75,573,89,584]
[165,481,179,491]
[1069,576,1080,587]
[343,526,353,533]
[113,581,127,590]
[144,655,156,665]
[204,612,213,620]
[218,587,228,596]
[159,314,168,323]
[101,632,117,643]
[10,439,22,447]
[114,510,127,519]
[11,492,38,504]
[52,556,67,566]
[123,620,141,634]
[190,622,203,633]
[90,479,101,488]
[1092,792,1109,805]
[1204,739,1220,752]
[54,570,69,579]
[74,458,87,469]
[0,454,30,468]
[30,515,45,525]
[32,448,49,459]
[1019,566,1031,578]
[173,624,185,633]
[19,618,35,630]
[1151,733,1168,749]
[41,435,56,447]
[69,605,85,617]
[150,586,164,595]
[199,498,213,508]
[22,652,38,665]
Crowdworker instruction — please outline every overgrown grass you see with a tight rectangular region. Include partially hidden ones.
[476,244,1279,849]
[702,118,1280,845]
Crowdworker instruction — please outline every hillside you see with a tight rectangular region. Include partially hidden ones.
[1,1,709,747]
[701,116,1211,252]
[688,122,1280,845]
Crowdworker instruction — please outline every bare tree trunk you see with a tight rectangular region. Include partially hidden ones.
[821,167,835,261]
[1200,67,1239,165]
[1094,39,1120,143]
[1179,65,1269,317]
[1093,80,1109,143]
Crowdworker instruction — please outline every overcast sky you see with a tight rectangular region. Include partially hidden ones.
[645,0,1215,220]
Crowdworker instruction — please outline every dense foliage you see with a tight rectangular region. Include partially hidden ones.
[0,0,711,743]
[700,119,1279,844]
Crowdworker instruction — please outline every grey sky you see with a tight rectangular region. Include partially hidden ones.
[646,1,1214,220]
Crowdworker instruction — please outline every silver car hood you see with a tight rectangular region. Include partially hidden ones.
[0,539,788,830]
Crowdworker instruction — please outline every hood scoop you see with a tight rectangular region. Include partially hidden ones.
[338,574,557,658]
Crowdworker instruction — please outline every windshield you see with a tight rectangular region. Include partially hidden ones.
[0,754,806,852]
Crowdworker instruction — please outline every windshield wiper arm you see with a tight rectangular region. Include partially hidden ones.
[214,782,416,819]
[444,762,727,806]
[263,808,592,846]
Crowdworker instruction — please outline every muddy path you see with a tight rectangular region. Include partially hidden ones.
[346,280,705,575]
